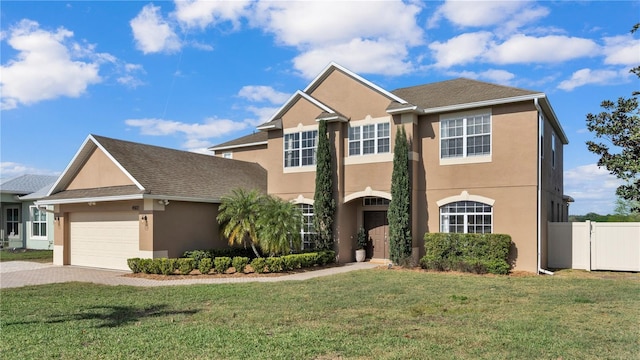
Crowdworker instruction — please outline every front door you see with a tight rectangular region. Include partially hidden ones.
[364,211,389,259]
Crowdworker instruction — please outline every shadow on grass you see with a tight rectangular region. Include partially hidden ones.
[6,304,199,328]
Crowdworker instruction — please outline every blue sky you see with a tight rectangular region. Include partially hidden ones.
[1,1,638,215]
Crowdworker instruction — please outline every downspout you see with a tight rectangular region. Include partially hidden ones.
[535,98,554,275]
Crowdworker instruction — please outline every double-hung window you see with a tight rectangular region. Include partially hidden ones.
[440,201,492,234]
[441,112,491,159]
[284,130,318,168]
[348,122,390,156]
[30,206,47,238]
[299,204,316,250]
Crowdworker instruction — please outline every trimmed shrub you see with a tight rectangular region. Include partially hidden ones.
[198,258,213,274]
[282,255,301,271]
[251,257,267,274]
[177,258,195,275]
[266,257,284,273]
[214,257,232,274]
[317,250,336,265]
[232,257,249,273]
[158,258,177,275]
[421,233,512,275]
[127,258,142,273]
[299,253,317,268]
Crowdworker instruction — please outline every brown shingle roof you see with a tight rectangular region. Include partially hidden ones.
[391,78,541,110]
[46,135,267,203]
[208,131,268,151]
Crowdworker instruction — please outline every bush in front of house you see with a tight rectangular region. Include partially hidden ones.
[214,257,232,274]
[232,256,249,273]
[420,233,512,275]
[127,250,337,276]
[177,258,196,275]
[198,258,213,274]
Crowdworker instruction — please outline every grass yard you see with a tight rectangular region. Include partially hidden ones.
[1,269,638,359]
[0,249,52,262]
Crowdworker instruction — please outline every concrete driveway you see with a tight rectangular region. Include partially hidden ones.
[0,261,379,289]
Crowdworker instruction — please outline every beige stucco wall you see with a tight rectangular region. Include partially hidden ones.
[218,144,267,163]
[152,201,224,258]
[67,148,134,190]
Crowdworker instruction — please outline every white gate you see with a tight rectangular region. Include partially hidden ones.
[548,221,640,271]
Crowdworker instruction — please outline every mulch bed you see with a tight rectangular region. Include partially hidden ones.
[123,263,343,281]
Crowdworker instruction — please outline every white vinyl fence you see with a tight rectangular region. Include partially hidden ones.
[548,221,640,271]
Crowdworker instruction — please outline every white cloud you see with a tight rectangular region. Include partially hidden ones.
[428,0,548,33]
[130,4,181,54]
[293,38,413,78]
[0,162,60,180]
[564,164,622,214]
[0,19,102,110]
[557,68,628,91]
[125,117,250,151]
[429,32,493,68]
[117,63,146,88]
[247,105,280,125]
[602,34,640,66]
[238,85,289,104]
[173,0,250,30]
[486,34,599,64]
[251,0,423,78]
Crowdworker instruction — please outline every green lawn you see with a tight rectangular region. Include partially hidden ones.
[0,249,52,262]
[1,269,638,359]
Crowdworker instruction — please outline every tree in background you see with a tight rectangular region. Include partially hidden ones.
[313,120,335,250]
[586,23,639,212]
[388,126,412,264]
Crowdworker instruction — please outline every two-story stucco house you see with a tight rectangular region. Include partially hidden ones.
[210,63,570,273]
[40,63,569,273]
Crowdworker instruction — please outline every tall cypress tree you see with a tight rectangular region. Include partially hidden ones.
[388,125,412,264]
[313,120,335,250]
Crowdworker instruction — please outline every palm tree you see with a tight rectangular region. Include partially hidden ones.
[217,188,263,257]
[256,195,303,256]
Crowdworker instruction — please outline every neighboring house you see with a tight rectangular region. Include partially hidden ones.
[37,135,266,270]
[210,62,570,273]
[0,175,57,249]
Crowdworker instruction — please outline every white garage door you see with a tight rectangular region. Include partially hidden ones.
[70,211,140,270]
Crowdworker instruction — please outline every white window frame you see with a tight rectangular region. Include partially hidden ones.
[222,152,232,159]
[439,110,492,165]
[348,122,390,156]
[299,203,316,250]
[30,206,47,239]
[440,201,493,234]
[5,206,20,238]
[284,130,318,169]
[539,113,545,159]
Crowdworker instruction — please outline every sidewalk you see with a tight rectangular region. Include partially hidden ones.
[0,261,379,289]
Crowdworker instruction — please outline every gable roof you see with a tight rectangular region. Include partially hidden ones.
[41,135,266,204]
[209,131,268,152]
[0,175,58,196]
[392,78,541,111]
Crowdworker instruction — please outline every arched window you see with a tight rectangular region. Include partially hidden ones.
[440,201,492,234]
[299,204,316,250]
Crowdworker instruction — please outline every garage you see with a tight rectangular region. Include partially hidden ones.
[69,211,140,270]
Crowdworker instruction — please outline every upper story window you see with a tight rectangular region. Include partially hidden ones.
[349,123,390,156]
[284,130,318,168]
[440,112,491,159]
[30,206,47,238]
[440,201,492,234]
